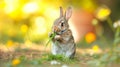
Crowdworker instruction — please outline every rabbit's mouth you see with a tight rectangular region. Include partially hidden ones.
[55,32,61,35]
[61,29,67,33]
[53,26,68,35]
[56,29,67,35]
[53,26,61,34]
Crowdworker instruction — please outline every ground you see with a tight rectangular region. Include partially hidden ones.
[0,44,120,67]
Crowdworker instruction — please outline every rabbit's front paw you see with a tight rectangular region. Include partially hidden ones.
[55,35,61,40]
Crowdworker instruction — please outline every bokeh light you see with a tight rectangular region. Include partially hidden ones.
[34,16,47,35]
[12,58,21,66]
[4,0,18,14]
[95,6,111,20]
[22,2,39,14]
[21,24,28,34]
[85,32,96,44]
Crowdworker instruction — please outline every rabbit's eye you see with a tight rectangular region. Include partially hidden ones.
[61,20,64,27]
[61,23,64,27]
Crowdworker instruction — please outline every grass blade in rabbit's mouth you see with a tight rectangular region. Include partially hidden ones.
[45,32,56,47]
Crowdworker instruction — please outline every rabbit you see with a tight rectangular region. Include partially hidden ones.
[49,6,76,58]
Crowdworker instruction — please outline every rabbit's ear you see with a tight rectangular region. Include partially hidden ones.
[65,7,72,20]
[60,6,63,17]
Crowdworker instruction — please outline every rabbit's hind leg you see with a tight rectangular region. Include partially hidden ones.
[65,44,76,59]
[51,43,61,55]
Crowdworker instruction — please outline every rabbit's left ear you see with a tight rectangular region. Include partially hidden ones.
[65,7,72,20]
[60,6,63,17]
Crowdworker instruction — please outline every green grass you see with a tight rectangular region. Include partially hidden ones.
[41,53,78,63]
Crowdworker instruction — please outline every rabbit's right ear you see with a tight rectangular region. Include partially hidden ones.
[65,7,72,20]
[60,6,63,17]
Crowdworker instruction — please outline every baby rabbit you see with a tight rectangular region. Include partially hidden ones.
[49,6,76,58]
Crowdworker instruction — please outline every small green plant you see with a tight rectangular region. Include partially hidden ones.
[45,32,56,47]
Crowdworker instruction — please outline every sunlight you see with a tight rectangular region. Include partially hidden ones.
[34,16,47,35]
[22,2,39,14]
[4,0,19,14]
[44,7,59,20]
